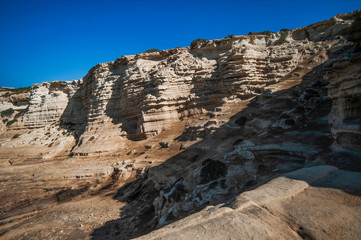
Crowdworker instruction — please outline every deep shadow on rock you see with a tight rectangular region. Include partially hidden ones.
[91,42,361,239]
[199,159,228,184]
[92,15,361,239]
[133,166,361,240]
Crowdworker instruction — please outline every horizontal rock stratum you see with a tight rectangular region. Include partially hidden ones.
[0,10,360,240]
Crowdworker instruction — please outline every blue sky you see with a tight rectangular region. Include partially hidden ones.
[0,0,360,88]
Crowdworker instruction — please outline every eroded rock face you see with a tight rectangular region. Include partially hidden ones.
[74,38,303,142]
[101,11,361,232]
[4,37,327,151]
[9,15,351,140]
[326,18,361,151]
[1,11,358,145]
[136,166,361,240]
[0,10,361,240]
[23,81,82,129]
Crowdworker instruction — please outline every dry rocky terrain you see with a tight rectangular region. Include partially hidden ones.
[0,10,361,240]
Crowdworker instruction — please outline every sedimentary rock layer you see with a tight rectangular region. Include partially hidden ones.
[136,166,361,240]
[15,11,356,144]
[0,10,361,240]
[326,17,361,151]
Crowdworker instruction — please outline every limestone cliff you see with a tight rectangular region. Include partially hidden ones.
[3,10,359,155]
[0,10,361,240]
[326,17,361,151]
[24,81,82,129]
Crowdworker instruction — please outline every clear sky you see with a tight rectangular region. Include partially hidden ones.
[0,0,360,88]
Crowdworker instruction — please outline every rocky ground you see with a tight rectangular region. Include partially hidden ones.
[136,166,361,240]
[0,10,361,240]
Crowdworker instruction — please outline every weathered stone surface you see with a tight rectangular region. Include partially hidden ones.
[23,81,81,129]
[326,16,361,151]
[136,166,361,240]
[0,10,360,240]
[2,14,345,150]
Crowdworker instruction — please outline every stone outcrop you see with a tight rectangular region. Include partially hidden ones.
[23,81,82,129]
[0,88,31,131]
[136,166,361,240]
[0,20,340,149]
[1,11,357,154]
[0,11,358,143]
[0,10,361,240]
[77,35,329,143]
[0,87,31,111]
[326,17,361,151]
[89,11,361,239]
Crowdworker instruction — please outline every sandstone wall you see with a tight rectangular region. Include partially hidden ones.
[326,17,361,151]
[1,10,360,154]
[39,36,318,140]
[23,81,81,129]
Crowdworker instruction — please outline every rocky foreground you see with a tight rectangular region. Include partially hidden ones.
[0,10,360,240]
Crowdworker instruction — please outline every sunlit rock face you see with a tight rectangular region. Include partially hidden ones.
[23,81,82,129]
[19,22,343,145]
[3,11,359,147]
[0,10,360,240]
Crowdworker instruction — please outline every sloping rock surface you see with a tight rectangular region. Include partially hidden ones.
[136,166,361,240]
[0,10,360,240]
